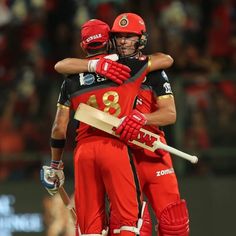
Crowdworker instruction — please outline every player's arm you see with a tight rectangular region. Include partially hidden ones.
[115,70,176,142]
[50,105,70,162]
[54,54,131,85]
[40,78,71,196]
[55,58,88,74]
[148,53,174,72]
[143,70,176,125]
[115,95,176,143]
[54,53,173,74]
[145,95,176,126]
[40,105,69,196]
[54,53,173,84]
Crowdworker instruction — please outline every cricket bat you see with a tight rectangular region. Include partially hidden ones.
[74,103,198,164]
[58,187,77,223]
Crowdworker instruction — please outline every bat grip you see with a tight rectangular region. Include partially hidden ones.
[154,141,198,164]
[58,187,77,223]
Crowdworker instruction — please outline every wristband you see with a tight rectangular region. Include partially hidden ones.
[50,138,66,148]
[50,160,61,169]
[88,59,98,72]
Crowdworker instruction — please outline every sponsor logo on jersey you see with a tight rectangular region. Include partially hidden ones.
[97,76,107,82]
[156,168,174,177]
[83,74,96,85]
[161,71,169,81]
[79,73,107,85]
[163,82,172,93]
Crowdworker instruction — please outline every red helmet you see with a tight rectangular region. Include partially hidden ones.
[111,13,146,35]
[81,19,110,49]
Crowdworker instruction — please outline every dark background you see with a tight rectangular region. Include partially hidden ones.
[0,0,236,235]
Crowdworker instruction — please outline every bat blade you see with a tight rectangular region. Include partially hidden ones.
[74,103,198,164]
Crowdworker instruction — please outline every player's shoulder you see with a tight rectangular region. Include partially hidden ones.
[119,55,148,63]
[119,55,148,75]
[147,69,166,79]
[143,69,170,87]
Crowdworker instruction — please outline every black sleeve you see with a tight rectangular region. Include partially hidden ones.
[57,80,71,107]
[57,74,81,107]
[119,57,148,76]
[143,70,173,96]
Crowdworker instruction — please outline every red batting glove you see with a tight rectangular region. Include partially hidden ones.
[95,57,131,84]
[115,110,147,143]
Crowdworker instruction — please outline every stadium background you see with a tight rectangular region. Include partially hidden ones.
[0,0,235,235]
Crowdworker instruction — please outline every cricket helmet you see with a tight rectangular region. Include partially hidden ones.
[111,13,147,48]
[111,13,146,35]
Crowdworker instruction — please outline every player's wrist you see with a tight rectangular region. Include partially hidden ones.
[141,113,147,125]
[50,160,64,170]
[133,110,147,125]
[50,138,66,148]
[88,59,99,72]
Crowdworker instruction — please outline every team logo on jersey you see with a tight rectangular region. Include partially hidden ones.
[163,82,172,93]
[83,74,95,85]
[119,15,129,27]
[161,71,169,81]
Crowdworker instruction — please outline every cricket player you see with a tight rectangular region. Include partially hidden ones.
[40,18,174,236]
[54,13,190,236]
[109,13,190,236]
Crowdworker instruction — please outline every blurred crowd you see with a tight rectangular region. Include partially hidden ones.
[0,0,236,179]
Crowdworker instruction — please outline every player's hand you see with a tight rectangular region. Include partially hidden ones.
[40,161,65,196]
[96,57,131,84]
[115,110,147,143]
[88,54,131,84]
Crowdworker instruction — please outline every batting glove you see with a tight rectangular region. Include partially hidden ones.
[88,54,131,84]
[115,110,147,143]
[40,160,65,196]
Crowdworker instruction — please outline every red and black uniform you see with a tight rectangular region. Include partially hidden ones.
[58,55,149,235]
[133,70,189,236]
[134,69,180,212]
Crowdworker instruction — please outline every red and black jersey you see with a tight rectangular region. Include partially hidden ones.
[58,55,149,141]
[136,70,173,136]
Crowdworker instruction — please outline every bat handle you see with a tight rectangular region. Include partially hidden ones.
[154,141,198,164]
[58,187,77,223]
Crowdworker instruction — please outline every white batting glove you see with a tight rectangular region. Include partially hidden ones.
[40,162,65,196]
